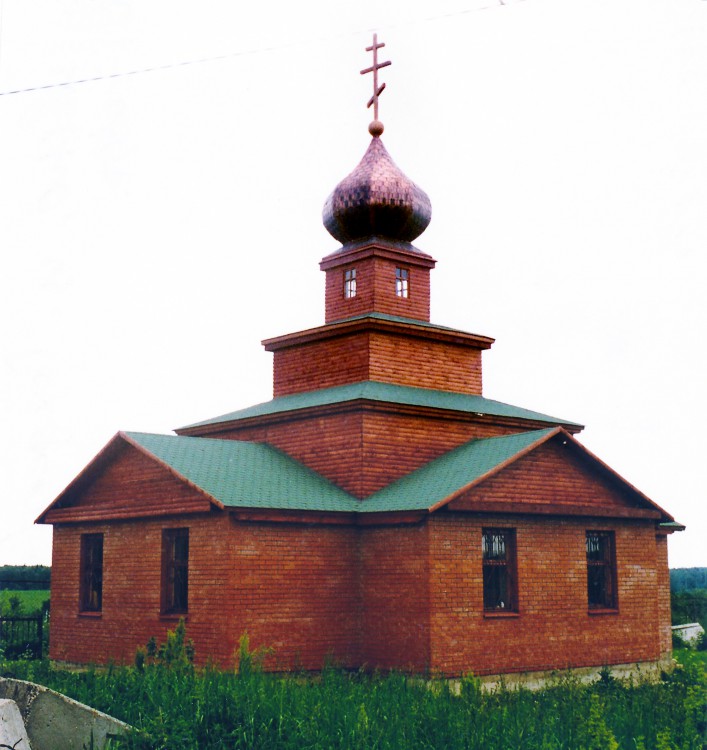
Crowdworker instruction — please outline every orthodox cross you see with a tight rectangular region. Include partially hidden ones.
[360,33,391,124]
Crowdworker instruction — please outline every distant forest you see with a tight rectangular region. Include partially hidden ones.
[670,568,707,630]
[670,568,707,593]
[0,565,50,590]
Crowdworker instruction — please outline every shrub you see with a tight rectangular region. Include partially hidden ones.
[134,618,194,672]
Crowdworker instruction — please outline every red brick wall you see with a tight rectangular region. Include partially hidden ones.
[216,410,517,498]
[324,256,430,323]
[44,443,212,523]
[272,336,370,397]
[48,436,670,676]
[272,331,482,398]
[50,515,361,671]
[359,523,431,670]
[450,440,637,513]
[220,412,367,497]
[428,513,664,676]
[50,510,668,675]
[358,412,515,496]
[367,333,482,394]
[230,520,360,670]
[655,533,672,659]
[50,514,238,667]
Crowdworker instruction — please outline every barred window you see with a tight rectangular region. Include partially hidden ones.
[344,268,357,299]
[395,267,409,298]
[80,533,103,612]
[586,531,617,609]
[482,528,517,612]
[162,528,189,614]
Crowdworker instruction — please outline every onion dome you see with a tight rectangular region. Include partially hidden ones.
[322,135,432,244]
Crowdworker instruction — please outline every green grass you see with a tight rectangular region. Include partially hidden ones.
[0,589,49,615]
[1,651,704,750]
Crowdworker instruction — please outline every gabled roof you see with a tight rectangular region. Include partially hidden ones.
[360,429,557,513]
[122,433,360,513]
[36,432,360,522]
[361,427,675,523]
[38,427,676,526]
[178,381,583,432]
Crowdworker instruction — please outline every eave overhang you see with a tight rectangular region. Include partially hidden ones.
[35,432,225,525]
[37,427,678,530]
[177,381,583,436]
[431,428,677,525]
[262,313,494,352]
[319,237,437,271]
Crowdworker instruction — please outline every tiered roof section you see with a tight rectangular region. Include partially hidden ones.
[176,118,587,496]
[36,35,680,532]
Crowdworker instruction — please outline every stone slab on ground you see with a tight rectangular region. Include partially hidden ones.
[0,698,32,749]
[0,678,131,750]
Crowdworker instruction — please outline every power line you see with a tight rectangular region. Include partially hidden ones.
[0,0,524,98]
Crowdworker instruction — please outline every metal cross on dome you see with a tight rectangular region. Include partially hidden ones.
[360,33,391,136]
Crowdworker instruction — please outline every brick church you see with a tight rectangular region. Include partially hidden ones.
[38,38,682,678]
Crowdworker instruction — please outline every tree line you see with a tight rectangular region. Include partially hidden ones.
[670,567,707,593]
[0,565,50,590]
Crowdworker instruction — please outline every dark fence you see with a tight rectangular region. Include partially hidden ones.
[0,614,44,659]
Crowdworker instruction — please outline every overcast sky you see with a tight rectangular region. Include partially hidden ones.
[1,0,705,569]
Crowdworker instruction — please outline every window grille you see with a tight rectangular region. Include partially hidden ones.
[586,531,617,609]
[482,528,517,611]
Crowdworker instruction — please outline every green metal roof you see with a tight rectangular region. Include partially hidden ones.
[124,429,555,515]
[124,432,359,513]
[360,429,556,513]
[180,381,581,431]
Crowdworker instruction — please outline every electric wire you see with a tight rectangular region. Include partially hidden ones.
[0,0,525,98]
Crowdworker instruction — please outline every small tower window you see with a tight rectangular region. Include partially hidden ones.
[395,267,409,298]
[344,268,357,299]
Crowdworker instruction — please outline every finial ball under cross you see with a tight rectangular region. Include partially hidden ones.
[360,33,391,137]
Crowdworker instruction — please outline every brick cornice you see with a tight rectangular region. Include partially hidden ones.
[228,508,426,526]
[262,316,494,352]
[41,505,214,524]
[319,238,436,271]
[443,500,662,520]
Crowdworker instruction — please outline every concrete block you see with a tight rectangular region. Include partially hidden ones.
[0,678,131,750]
[0,698,32,749]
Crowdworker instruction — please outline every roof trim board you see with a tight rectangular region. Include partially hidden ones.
[177,380,583,432]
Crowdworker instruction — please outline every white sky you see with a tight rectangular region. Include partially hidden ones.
[1,0,705,569]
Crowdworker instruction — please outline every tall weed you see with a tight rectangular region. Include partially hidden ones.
[0,647,704,749]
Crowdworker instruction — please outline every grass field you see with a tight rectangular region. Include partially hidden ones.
[0,633,704,750]
[0,589,49,615]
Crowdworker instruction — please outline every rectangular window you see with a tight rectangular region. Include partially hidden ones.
[395,267,409,298]
[482,528,517,611]
[80,533,103,612]
[344,268,357,298]
[162,528,189,614]
[586,531,617,609]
